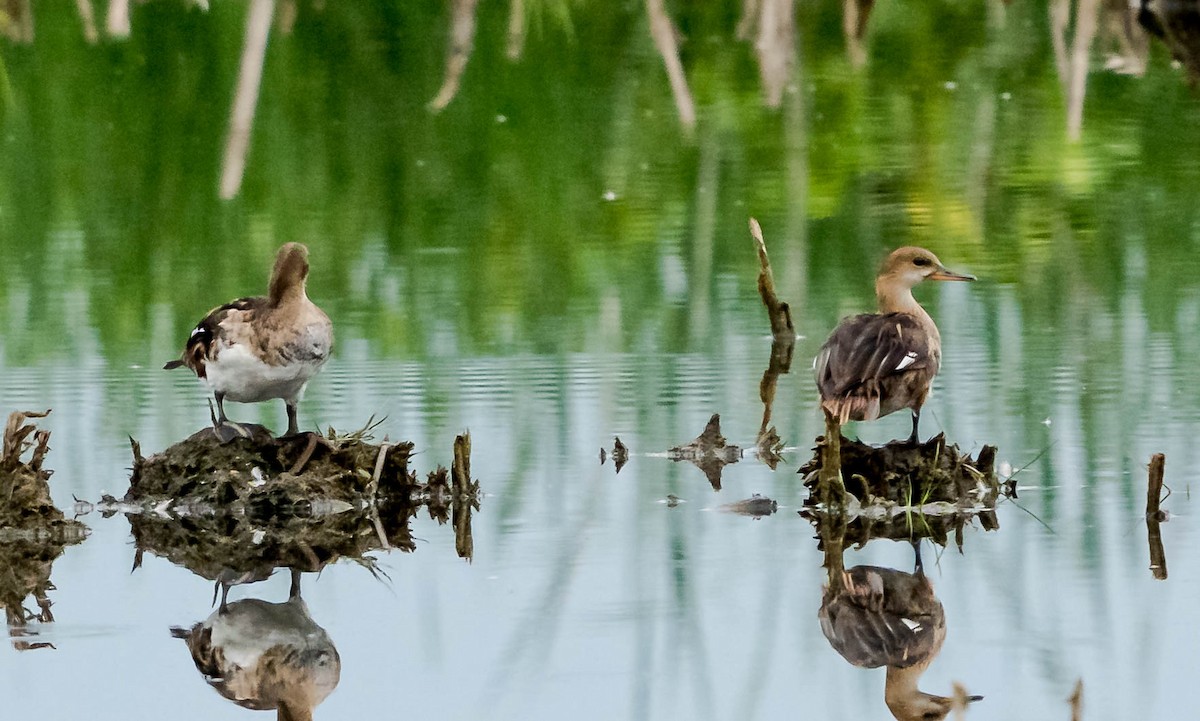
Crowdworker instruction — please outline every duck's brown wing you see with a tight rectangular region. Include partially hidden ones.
[818,566,945,669]
[163,297,267,378]
[814,312,938,422]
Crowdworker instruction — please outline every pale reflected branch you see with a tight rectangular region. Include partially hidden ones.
[75,0,98,44]
[105,0,130,39]
[646,0,696,132]
[219,0,275,200]
[1066,0,1099,141]
[2,0,33,43]
[507,0,525,61]
[843,0,874,68]
[428,0,479,113]
[754,0,794,107]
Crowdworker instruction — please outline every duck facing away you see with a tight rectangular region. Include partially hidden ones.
[164,243,333,436]
[814,247,974,443]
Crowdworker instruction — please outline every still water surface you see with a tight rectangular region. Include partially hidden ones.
[3,2,1200,720]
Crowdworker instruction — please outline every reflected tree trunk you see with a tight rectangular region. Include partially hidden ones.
[843,0,874,68]
[219,0,275,200]
[1052,0,1100,141]
[75,0,98,44]
[646,0,696,132]
[754,0,794,108]
[277,0,297,35]
[780,51,807,311]
[736,0,760,40]
[2,0,33,43]
[428,0,479,113]
[507,0,525,61]
[1066,0,1099,141]
[105,0,129,39]
[689,125,718,339]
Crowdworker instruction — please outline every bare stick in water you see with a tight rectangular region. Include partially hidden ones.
[1146,452,1168,580]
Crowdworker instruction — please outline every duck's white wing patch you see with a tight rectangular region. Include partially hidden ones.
[189,325,205,339]
[901,617,922,632]
[896,351,919,370]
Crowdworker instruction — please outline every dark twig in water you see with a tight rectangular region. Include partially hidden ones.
[289,433,321,475]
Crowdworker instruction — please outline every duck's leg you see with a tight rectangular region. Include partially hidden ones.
[212,392,251,441]
[288,568,302,600]
[284,400,299,436]
[911,538,924,575]
[907,409,921,445]
[215,392,229,424]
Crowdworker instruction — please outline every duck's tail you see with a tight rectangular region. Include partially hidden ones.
[163,359,185,370]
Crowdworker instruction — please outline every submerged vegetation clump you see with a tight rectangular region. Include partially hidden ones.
[801,433,998,511]
[0,410,88,649]
[0,410,88,540]
[126,422,420,510]
[125,425,480,582]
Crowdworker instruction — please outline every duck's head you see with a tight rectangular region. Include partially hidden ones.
[885,688,984,721]
[879,247,976,290]
[269,243,311,305]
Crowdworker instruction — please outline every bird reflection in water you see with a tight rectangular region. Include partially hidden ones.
[171,568,340,721]
[819,541,981,720]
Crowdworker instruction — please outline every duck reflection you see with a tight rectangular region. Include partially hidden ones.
[171,568,340,721]
[819,541,981,721]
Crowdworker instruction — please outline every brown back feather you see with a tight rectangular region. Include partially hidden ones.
[815,312,938,422]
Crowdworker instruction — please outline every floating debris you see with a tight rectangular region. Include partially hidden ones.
[611,437,629,473]
[668,414,742,489]
[718,494,777,518]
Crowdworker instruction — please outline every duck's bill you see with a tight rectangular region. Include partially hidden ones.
[930,267,976,281]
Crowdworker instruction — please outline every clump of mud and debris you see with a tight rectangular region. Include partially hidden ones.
[120,424,480,582]
[0,410,88,649]
[799,433,1000,543]
[801,433,997,508]
[0,410,89,540]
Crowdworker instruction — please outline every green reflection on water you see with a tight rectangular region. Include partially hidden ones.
[0,0,1198,373]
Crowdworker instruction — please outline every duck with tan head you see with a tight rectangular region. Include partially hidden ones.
[814,247,974,443]
[164,242,333,436]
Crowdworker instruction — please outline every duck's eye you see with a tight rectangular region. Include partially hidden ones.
[912,257,931,267]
